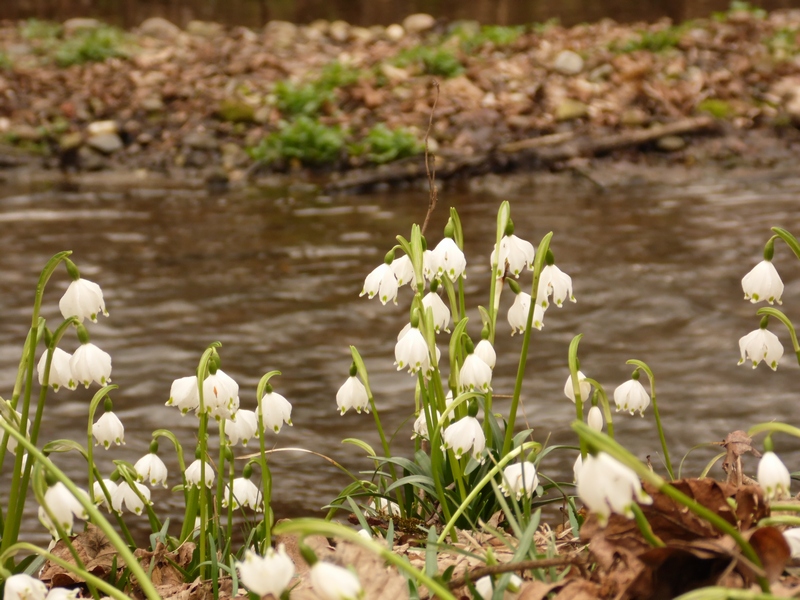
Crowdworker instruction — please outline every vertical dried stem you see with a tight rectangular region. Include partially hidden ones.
[421,79,440,235]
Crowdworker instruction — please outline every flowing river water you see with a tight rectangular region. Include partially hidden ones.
[2,169,800,543]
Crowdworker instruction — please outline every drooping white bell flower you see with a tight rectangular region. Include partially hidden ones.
[613,379,650,416]
[236,546,295,598]
[226,409,258,446]
[336,376,370,415]
[782,528,800,558]
[500,462,539,500]
[59,278,108,323]
[38,348,76,392]
[166,375,200,414]
[587,406,604,432]
[390,254,415,287]
[412,409,441,440]
[3,574,47,600]
[134,453,168,488]
[70,343,112,388]
[492,234,535,278]
[442,416,486,463]
[44,589,80,600]
[110,480,151,515]
[757,451,791,500]
[223,477,263,511]
[475,574,522,599]
[473,339,496,369]
[430,238,467,282]
[40,482,88,535]
[260,390,293,433]
[394,325,431,376]
[539,264,575,308]
[92,412,124,449]
[577,452,651,525]
[738,327,784,370]
[360,262,398,305]
[422,291,451,333]
[202,370,239,419]
[742,260,783,305]
[458,354,492,393]
[508,292,545,335]
[92,479,117,511]
[564,371,591,403]
[310,561,363,600]
[185,459,215,489]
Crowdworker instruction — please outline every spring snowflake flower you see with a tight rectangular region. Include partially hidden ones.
[44,589,80,600]
[742,260,783,304]
[613,379,650,416]
[577,452,651,526]
[310,561,363,600]
[500,462,539,500]
[757,451,791,500]
[260,390,293,433]
[59,278,108,323]
[165,375,199,414]
[236,546,295,598]
[223,477,263,511]
[70,342,112,388]
[185,459,215,489]
[442,416,486,463]
[38,348,76,392]
[492,234,535,278]
[390,254,415,287]
[458,354,492,393]
[111,480,151,515]
[92,412,124,448]
[564,371,591,403]
[394,325,431,375]
[587,406,604,431]
[360,263,398,305]
[40,482,88,535]
[92,479,117,511]
[783,528,800,558]
[412,409,441,440]
[738,327,783,370]
[508,292,545,334]
[134,453,168,488]
[3,574,47,600]
[422,291,451,333]
[473,339,496,369]
[539,264,575,308]
[475,574,522,599]
[430,238,466,282]
[336,376,370,415]
[202,370,239,420]
[226,409,258,445]
[372,497,401,516]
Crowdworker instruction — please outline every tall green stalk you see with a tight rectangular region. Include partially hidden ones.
[627,360,674,480]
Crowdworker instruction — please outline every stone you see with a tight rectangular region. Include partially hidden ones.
[184,131,218,150]
[87,120,118,136]
[553,50,584,75]
[385,24,405,41]
[657,135,686,152]
[10,124,43,142]
[77,146,107,170]
[140,96,165,112]
[138,17,181,41]
[329,20,350,42]
[402,13,436,34]
[58,132,83,151]
[264,20,298,48]
[186,20,223,38]
[87,132,123,154]
[555,99,589,121]
[63,18,103,36]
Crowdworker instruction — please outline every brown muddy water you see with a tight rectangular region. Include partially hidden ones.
[2,171,800,544]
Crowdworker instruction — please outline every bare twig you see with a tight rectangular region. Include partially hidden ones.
[421,79,440,236]
[447,555,588,590]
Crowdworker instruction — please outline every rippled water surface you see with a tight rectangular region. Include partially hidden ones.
[2,171,800,542]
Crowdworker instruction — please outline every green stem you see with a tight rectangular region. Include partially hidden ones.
[627,360,674,480]
[87,385,118,502]
[567,335,587,459]
[583,378,614,439]
[630,503,664,547]
[255,370,281,552]
[487,201,510,344]
[755,307,800,366]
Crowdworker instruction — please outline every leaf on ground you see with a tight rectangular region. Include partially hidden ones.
[40,523,118,586]
[518,579,602,600]
[133,540,196,588]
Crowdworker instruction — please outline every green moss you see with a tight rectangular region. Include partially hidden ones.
[217,99,256,123]
[394,45,464,78]
[249,116,345,165]
[273,60,363,118]
[697,98,733,119]
[351,124,423,164]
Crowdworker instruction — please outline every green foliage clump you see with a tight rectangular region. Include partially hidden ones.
[713,1,766,21]
[697,98,734,119]
[767,28,799,58]
[20,18,62,41]
[613,25,688,53]
[394,45,464,78]
[352,124,423,164]
[274,61,362,117]
[457,25,525,52]
[249,116,345,165]
[54,25,129,67]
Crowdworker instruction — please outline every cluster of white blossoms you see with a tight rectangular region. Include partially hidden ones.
[505,254,575,335]
[4,574,80,600]
[739,253,785,370]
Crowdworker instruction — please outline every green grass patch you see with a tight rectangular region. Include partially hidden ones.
[249,116,346,165]
[712,1,766,21]
[394,45,464,78]
[454,25,525,52]
[54,24,129,66]
[350,124,423,164]
[611,25,690,53]
[273,60,363,117]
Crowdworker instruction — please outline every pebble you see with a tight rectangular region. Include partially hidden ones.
[402,13,436,34]
[657,135,686,151]
[87,120,118,136]
[553,50,585,75]
[87,133,123,154]
[138,17,181,41]
[329,20,350,42]
[385,24,405,41]
[555,99,589,121]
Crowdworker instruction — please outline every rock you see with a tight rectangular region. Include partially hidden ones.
[221,143,249,169]
[10,124,43,142]
[87,120,118,136]
[555,99,589,121]
[553,50,584,75]
[216,99,255,123]
[402,13,436,34]
[58,132,83,151]
[138,17,181,41]
[186,20,223,38]
[264,20,298,48]
[350,27,374,43]
[385,24,405,41]
[140,96,165,112]
[136,132,154,145]
[657,135,686,152]
[87,133,123,154]
[184,131,218,150]
[381,64,410,83]
[77,146,108,170]
[329,20,350,42]
[63,18,103,36]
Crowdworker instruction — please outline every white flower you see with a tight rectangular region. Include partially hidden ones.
[92,412,124,449]
[38,348,76,392]
[394,325,431,375]
[564,371,591,403]
[59,278,108,323]
[587,406,604,431]
[372,497,401,516]
[613,379,650,416]
[508,292,545,335]
[236,546,295,597]
[310,561,363,600]
[458,354,492,393]
[185,459,215,488]
[492,234,535,278]
[336,376,370,415]
[783,528,800,558]
[360,262,398,305]
[757,451,791,500]
[226,409,258,446]
[500,462,539,500]
[260,390,293,433]
[539,264,575,308]
[390,254,415,287]
[202,370,239,419]
[45,589,80,600]
[577,452,651,525]
[738,328,784,370]
[573,454,582,483]
[412,410,440,440]
[442,416,486,463]
[475,574,522,599]
[3,574,47,600]
[742,260,783,304]
[92,479,117,511]
[474,339,496,369]
[40,482,88,535]
[166,375,200,414]
[70,343,112,388]
[223,477,263,511]
[422,291,451,333]
[110,480,151,515]
[134,453,168,488]
[430,238,466,282]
